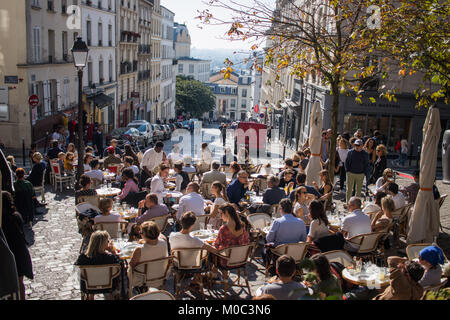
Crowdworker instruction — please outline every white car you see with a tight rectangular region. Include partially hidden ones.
[127,120,154,146]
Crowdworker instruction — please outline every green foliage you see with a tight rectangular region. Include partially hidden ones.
[424,288,450,300]
[175,75,216,117]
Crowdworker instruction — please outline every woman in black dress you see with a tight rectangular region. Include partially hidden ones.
[370,144,388,184]
[1,191,33,299]
[27,152,46,187]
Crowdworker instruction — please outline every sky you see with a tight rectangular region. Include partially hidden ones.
[162,0,261,50]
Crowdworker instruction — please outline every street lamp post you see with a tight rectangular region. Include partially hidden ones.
[71,37,89,188]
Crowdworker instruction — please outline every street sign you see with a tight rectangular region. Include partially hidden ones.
[260,113,265,118]
[4,76,18,84]
[29,94,39,107]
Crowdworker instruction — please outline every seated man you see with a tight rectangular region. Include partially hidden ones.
[201,160,226,186]
[84,159,103,184]
[103,146,122,169]
[279,159,297,182]
[258,255,309,300]
[263,175,286,206]
[103,139,123,157]
[400,170,419,205]
[374,256,424,300]
[135,193,169,225]
[182,155,196,173]
[46,140,63,160]
[266,198,307,247]
[341,197,371,251]
[288,173,321,202]
[226,170,249,205]
[176,182,205,220]
[221,147,237,165]
[387,182,406,209]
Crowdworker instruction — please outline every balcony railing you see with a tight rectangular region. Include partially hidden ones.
[120,30,140,43]
[138,70,151,81]
[138,44,151,54]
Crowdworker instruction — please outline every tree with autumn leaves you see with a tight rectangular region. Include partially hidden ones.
[197,0,449,183]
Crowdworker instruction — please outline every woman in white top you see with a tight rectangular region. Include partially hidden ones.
[167,144,183,167]
[128,221,168,288]
[293,186,315,225]
[83,153,93,172]
[150,163,169,204]
[336,138,349,192]
[371,195,395,232]
[200,143,213,173]
[93,198,122,224]
[205,181,228,229]
[306,200,332,243]
[375,168,394,194]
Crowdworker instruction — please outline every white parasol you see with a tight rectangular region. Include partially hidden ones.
[305,101,323,186]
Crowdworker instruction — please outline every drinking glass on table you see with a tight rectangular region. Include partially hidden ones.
[207,224,213,232]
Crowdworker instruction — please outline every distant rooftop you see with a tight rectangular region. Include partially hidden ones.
[177,57,211,62]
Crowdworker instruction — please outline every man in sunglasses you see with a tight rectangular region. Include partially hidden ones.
[345,139,369,203]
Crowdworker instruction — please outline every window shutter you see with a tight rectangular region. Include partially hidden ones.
[43,81,50,115]
[56,80,61,111]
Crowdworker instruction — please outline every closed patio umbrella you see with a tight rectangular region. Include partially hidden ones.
[407,107,441,244]
[305,101,323,187]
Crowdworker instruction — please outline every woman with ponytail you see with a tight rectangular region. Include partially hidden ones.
[206,181,228,228]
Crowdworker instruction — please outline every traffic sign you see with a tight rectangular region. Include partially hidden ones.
[260,113,265,118]
[29,94,39,107]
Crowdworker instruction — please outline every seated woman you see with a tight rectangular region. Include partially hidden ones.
[371,195,395,232]
[67,142,78,161]
[26,152,46,187]
[128,221,168,291]
[229,161,241,181]
[174,161,190,193]
[363,191,386,215]
[75,175,98,204]
[312,169,333,211]
[375,168,394,194]
[308,254,343,299]
[74,230,120,300]
[57,152,66,175]
[306,200,332,243]
[64,152,75,175]
[212,204,250,278]
[83,153,93,172]
[293,186,315,225]
[205,181,228,229]
[116,168,139,201]
[418,245,445,288]
[94,198,122,224]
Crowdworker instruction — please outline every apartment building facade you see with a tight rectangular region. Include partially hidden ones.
[160,6,175,121]
[173,22,190,59]
[149,0,162,123]
[80,0,117,133]
[0,0,79,148]
[117,0,139,127]
[176,58,211,83]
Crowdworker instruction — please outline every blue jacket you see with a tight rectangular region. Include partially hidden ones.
[226,179,248,205]
[345,149,369,174]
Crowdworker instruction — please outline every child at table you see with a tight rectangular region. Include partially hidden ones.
[64,152,75,174]
[418,245,445,288]
[94,198,122,224]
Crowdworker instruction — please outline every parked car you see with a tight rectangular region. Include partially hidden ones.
[156,124,169,140]
[149,124,164,142]
[127,120,153,147]
[162,124,172,139]
[123,127,146,148]
[106,127,128,146]
[168,123,176,132]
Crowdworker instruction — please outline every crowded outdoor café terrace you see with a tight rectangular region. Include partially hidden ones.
[5,121,449,300]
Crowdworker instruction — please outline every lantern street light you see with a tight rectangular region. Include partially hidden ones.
[71,37,89,187]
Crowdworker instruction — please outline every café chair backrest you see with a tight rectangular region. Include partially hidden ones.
[219,243,255,268]
[423,278,448,293]
[149,214,170,233]
[272,242,309,263]
[439,194,447,208]
[51,162,61,176]
[247,213,272,230]
[405,243,449,262]
[77,195,100,207]
[75,202,100,216]
[93,222,127,239]
[171,248,208,270]
[191,214,209,231]
[130,256,172,289]
[107,166,119,174]
[347,232,386,254]
[321,250,354,268]
[200,183,213,199]
[78,264,121,291]
[271,204,281,218]
[130,290,175,300]
[392,203,412,219]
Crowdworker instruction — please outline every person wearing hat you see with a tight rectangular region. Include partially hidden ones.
[418,245,445,288]
[103,146,122,169]
[344,139,369,203]
[103,139,123,158]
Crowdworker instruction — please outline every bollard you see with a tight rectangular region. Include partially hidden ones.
[22,138,26,166]
[442,129,450,184]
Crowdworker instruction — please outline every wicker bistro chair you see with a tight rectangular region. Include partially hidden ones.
[271,204,281,218]
[321,250,354,268]
[247,213,273,265]
[130,290,175,300]
[438,194,447,232]
[93,221,128,239]
[406,243,449,262]
[128,256,173,298]
[265,242,310,277]
[423,278,448,294]
[33,168,47,202]
[200,182,213,200]
[345,232,387,262]
[76,194,100,206]
[392,203,413,246]
[170,248,210,299]
[149,214,170,234]
[210,243,256,299]
[78,264,122,300]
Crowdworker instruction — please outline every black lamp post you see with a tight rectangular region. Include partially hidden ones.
[71,37,89,187]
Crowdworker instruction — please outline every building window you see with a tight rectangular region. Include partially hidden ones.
[178,64,183,73]
[33,27,41,63]
[62,31,68,61]
[88,61,92,85]
[108,24,112,46]
[86,20,91,46]
[241,89,247,97]
[109,59,113,82]
[98,23,102,46]
[32,0,40,7]
[189,64,194,73]
[241,99,247,108]
[99,60,104,83]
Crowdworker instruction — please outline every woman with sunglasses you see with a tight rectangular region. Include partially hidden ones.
[293,186,315,225]
[370,144,387,184]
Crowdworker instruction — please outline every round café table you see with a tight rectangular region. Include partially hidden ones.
[341,266,390,288]
[96,187,121,197]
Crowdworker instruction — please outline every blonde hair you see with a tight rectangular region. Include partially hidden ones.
[85,230,110,258]
[381,195,396,213]
[376,144,387,157]
[140,221,160,240]
[6,155,15,165]
[33,152,43,161]
[383,168,394,179]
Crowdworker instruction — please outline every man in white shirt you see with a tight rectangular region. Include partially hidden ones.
[176,182,205,220]
[387,183,406,209]
[84,159,103,183]
[141,141,166,180]
[341,197,372,246]
[150,163,169,204]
